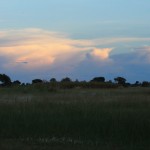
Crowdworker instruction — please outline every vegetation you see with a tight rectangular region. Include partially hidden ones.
[32,79,43,84]
[0,73,150,149]
[0,86,150,149]
[1,73,150,88]
[90,77,105,82]
[114,76,126,86]
[0,74,12,86]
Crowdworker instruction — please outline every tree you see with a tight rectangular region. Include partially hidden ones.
[133,81,140,87]
[142,81,150,87]
[32,79,43,84]
[0,74,12,86]
[50,78,57,82]
[91,77,105,82]
[114,77,126,85]
[135,81,140,85]
[13,80,21,85]
[61,77,72,82]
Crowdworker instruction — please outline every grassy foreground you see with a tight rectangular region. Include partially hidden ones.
[0,86,150,149]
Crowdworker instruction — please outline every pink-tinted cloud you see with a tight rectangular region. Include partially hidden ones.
[1,28,150,82]
[91,48,113,60]
[0,28,114,71]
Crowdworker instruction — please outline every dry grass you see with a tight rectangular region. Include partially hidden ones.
[0,87,150,149]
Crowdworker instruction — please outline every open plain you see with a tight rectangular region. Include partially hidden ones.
[0,86,150,150]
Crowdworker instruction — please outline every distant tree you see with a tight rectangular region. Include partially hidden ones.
[114,77,126,85]
[108,80,113,83]
[124,82,131,87]
[133,81,140,87]
[61,77,72,82]
[91,77,105,82]
[26,83,31,86]
[32,79,43,84]
[50,78,57,82]
[21,83,25,86]
[135,81,140,85]
[142,81,150,87]
[0,74,12,86]
[13,80,21,85]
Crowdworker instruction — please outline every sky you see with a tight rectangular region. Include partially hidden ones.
[0,0,150,83]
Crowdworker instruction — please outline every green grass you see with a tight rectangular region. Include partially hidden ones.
[0,87,150,149]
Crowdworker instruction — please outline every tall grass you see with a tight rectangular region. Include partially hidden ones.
[0,87,150,148]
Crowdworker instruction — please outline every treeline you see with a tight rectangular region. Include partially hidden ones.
[0,73,150,89]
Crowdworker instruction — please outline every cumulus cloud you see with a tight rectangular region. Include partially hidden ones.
[115,46,150,65]
[0,28,114,71]
[91,48,112,60]
[1,28,150,82]
[135,46,150,63]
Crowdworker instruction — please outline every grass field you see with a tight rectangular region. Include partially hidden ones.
[0,86,150,149]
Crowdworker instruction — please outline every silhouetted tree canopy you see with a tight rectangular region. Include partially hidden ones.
[114,77,126,85]
[91,77,105,82]
[0,74,12,86]
[13,80,21,85]
[32,79,43,84]
[1,72,150,89]
[142,81,150,87]
[61,77,72,82]
[50,78,57,82]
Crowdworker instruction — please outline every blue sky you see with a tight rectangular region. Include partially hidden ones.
[0,0,150,83]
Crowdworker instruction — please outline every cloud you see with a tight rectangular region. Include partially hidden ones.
[134,46,150,63]
[90,48,112,60]
[0,28,114,71]
[112,46,150,65]
[71,46,150,82]
[1,28,150,82]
